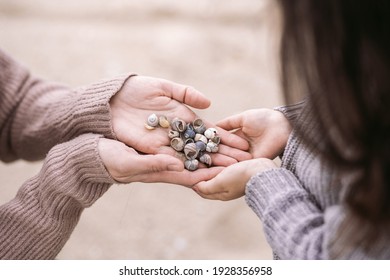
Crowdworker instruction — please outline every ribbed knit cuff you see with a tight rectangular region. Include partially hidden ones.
[245,168,304,221]
[274,100,306,125]
[56,73,136,141]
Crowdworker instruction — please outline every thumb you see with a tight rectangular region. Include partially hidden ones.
[133,153,184,173]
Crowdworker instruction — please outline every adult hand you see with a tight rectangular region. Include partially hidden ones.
[193,158,277,200]
[110,76,251,166]
[217,108,292,159]
[98,138,223,186]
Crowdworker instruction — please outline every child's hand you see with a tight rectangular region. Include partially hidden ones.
[193,158,277,201]
[217,108,292,159]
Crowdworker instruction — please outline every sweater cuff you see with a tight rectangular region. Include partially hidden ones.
[65,73,136,140]
[274,100,306,125]
[245,168,304,221]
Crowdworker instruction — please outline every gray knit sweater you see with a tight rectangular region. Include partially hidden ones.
[245,103,390,259]
[0,48,131,259]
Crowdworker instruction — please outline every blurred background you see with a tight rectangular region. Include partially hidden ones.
[0,0,282,259]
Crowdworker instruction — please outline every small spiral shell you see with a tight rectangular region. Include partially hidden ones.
[184,159,199,171]
[206,141,219,153]
[184,142,199,160]
[171,118,186,132]
[199,153,212,166]
[193,118,206,134]
[204,128,218,139]
[147,113,159,127]
[144,123,156,130]
[210,135,221,145]
[195,141,207,152]
[194,133,208,144]
[158,116,170,128]
[184,128,196,139]
[168,130,180,139]
[171,137,185,152]
[184,138,195,145]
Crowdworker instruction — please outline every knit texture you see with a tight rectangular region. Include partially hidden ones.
[245,102,390,259]
[0,48,131,259]
[0,48,132,161]
[0,134,115,259]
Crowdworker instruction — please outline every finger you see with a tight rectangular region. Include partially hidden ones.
[192,179,226,200]
[133,153,184,173]
[216,113,244,131]
[216,144,252,162]
[161,79,211,109]
[203,120,249,151]
[138,166,224,187]
[158,144,250,166]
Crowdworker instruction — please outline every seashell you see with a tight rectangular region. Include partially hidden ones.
[171,118,186,132]
[184,128,196,139]
[199,153,212,166]
[193,118,206,134]
[204,128,218,139]
[184,138,195,145]
[171,137,185,152]
[184,159,199,171]
[158,116,170,128]
[147,113,159,127]
[194,133,208,144]
[206,141,219,153]
[186,123,194,131]
[195,141,206,152]
[184,142,199,160]
[210,135,221,145]
[144,123,156,130]
[168,130,180,139]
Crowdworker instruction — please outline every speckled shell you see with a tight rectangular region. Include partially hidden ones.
[194,133,208,144]
[184,159,199,171]
[168,130,180,139]
[147,113,159,127]
[158,116,170,128]
[171,118,186,132]
[171,137,185,152]
[199,153,212,166]
[206,141,219,153]
[193,118,206,134]
[204,128,217,139]
[184,142,199,160]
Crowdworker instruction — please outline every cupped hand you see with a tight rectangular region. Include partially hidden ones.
[98,138,224,186]
[217,108,292,159]
[193,158,277,201]
[110,75,251,166]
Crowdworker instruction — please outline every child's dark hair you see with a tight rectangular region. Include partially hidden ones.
[278,0,390,255]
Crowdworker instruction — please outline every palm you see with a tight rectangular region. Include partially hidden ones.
[111,76,205,154]
[218,109,292,159]
[109,76,252,165]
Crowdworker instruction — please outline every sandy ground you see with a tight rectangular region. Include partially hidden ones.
[0,0,282,259]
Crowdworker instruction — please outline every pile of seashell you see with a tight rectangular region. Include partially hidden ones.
[145,113,220,171]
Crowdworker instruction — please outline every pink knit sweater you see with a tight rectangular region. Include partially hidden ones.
[0,48,131,259]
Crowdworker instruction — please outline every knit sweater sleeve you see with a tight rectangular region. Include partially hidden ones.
[245,168,345,259]
[274,100,306,124]
[0,133,114,259]
[0,48,133,162]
